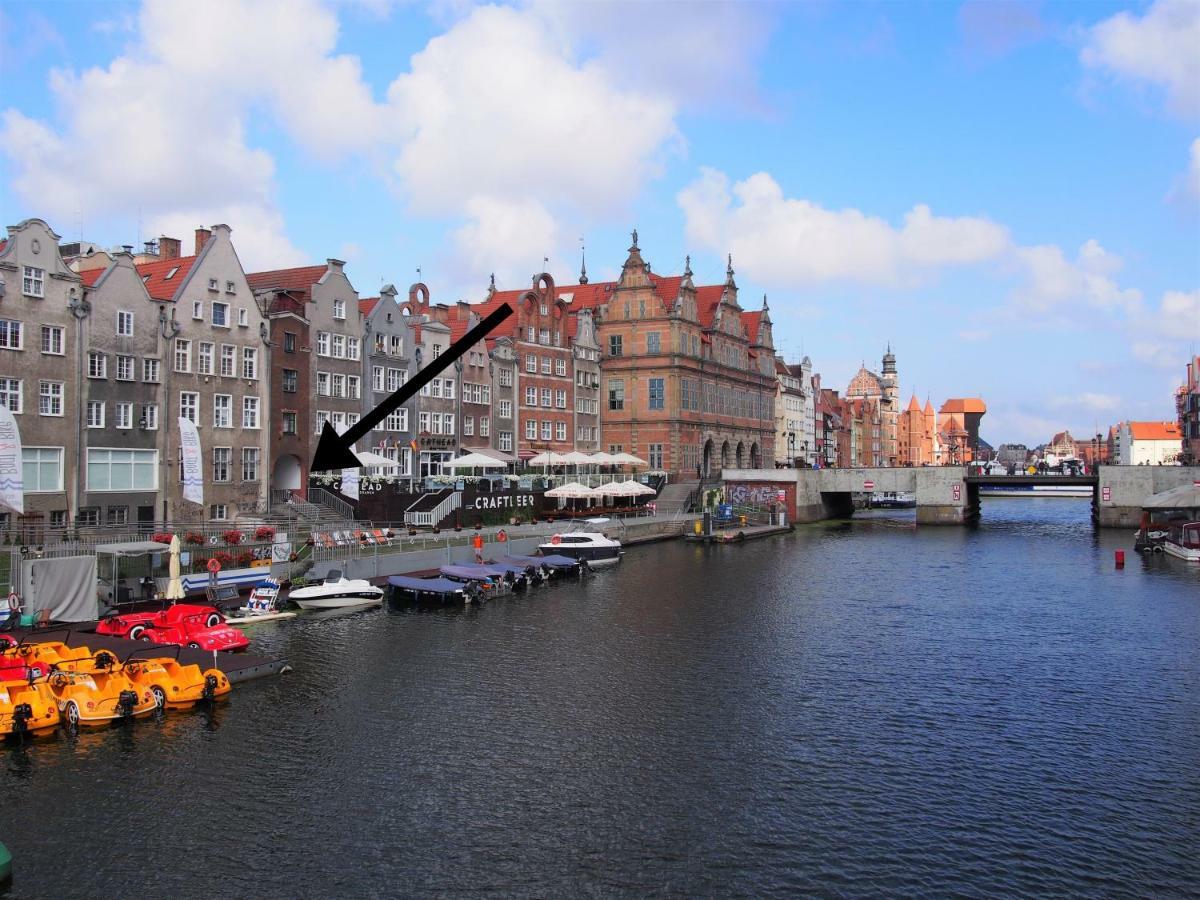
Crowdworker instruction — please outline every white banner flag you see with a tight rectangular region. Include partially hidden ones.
[0,405,24,514]
[178,417,204,505]
[341,466,360,500]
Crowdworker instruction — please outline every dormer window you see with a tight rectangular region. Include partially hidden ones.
[165,267,179,280]
[208,277,218,291]
[333,299,346,320]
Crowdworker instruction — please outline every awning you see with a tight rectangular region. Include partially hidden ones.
[1143,481,1200,510]
[95,541,171,557]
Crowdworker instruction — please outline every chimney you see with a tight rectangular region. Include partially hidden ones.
[194,227,212,255]
[159,236,181,260]
[456,300,471,319]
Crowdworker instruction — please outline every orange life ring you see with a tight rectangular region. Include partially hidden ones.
[206,558,222,574]
[497,529,507,543]
[551,535,561,545]
[6,592,18,612]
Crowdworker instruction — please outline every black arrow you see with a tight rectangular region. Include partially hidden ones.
[311,303,513,471]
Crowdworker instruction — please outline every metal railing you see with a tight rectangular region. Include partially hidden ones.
[405,491,462,527]
[308,486,356,520]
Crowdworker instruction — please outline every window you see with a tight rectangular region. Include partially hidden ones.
[87,351,107,379]
[372,366,384,392]
[498,399,512,419]
[332,374,346,398]
[525,420,537,439]
[384,409,408,431]
[647,332,660,353]
[117,310,134,336]
[315,411,330,433]
[0,320,23,350]
[212,302,229,327]
[23,447,63,492]
[539,328,550,345]
[442,413,456,435]
[555,389,566,409]
[210,504,229,521]
[541,421,552,441]
[174,339,191,372]
[499,368,512,387]
[418,411,430,433]
[649,444,663,469]
[242,448,260,481]
[555,421,566,441]
[116,355,134,381]
[283,332,296,353]
[609,335,623,357]
[23,266,44,297]
[86,401,105,428]
[0,378,20,413]
[50,510,67,529]
[87,449,157,491]
[317,372,330,396]
[282,369,298,393]
[346,337,359,361]
[649,378,665,410]
[212,448,231,483]
[40,325,63,355]
[525,387,537,406]
[386,368,404,392]
[220,345,235,377]
[317,332,330,356]
[555,358,566,376]
[389,335,402,356]
[331,334,345,359]
[140,358,160,383]
[443,379,455,399]
[527,326,536,343]
[142,404,158,430]
[227,280,237,294]
[464,416,474,436]
[479,416,490,437]
[539,387,551,407]
[333,299,346,320]
[347,376,360,400]
[282,411,298,434]
[213,394,232,428]
[541,357,552,374]
[179,391,199,425]
[242,397,260,428]
[198,342,214,375]
[77,508,100,527]
[115,402,133,430]
[499,431,513,452]
[525,354,537,373]
[208,278,219,291]
[104,505,128,527]
[608,379,625,411]
[238,308,249,327]
[242,347,258,380]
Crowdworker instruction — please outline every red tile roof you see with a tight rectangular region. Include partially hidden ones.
[135,255,198,301]
[742,310,763,343]
[940,398,987,414]
[245,265,328,295]
[359,297,380,316]
[1128,421,1180,441]
[79,267,105,287]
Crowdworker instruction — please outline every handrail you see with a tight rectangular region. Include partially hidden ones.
[307,487,355,520]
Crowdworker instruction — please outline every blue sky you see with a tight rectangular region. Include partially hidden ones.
[2,0,1197,446]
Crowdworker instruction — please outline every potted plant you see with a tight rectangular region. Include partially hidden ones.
[185,531,205,546]
[254,525,276,541]
[222,529,243,545]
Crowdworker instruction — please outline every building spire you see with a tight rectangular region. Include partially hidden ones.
[579,242,588,285]
[684,254,692,277]
[762,293,769,311]
[726,253,734,283]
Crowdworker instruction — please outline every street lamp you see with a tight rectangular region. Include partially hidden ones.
[788,431,796,467]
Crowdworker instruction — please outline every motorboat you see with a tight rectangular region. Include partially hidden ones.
[1163,522,1200,563]
[388,575,481,605]
[227,577,299,625]
[288,569,384,609]
[869,491,915,509]
[538,531,622,568]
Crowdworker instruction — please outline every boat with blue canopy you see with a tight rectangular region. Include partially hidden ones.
[387,576,480,605]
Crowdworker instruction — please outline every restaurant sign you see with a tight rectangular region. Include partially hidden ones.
[469,493,537,511]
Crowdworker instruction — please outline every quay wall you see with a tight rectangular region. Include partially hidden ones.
[1097,466,1200,528]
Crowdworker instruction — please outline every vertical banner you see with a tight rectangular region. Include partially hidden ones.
[0,405,23,514]
[341,466,360,500]
[178,417,204,505]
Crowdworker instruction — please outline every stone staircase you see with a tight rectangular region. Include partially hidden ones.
[655,478,699,515]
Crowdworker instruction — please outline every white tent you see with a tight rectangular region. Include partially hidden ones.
[561,451,595,465]
[440,452,509,469]
[544,482,597,499]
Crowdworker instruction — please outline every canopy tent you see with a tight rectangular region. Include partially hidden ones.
[545,482,597,499]
[440,452,509,469]
[95,541,171,556]
[1142,481,1200,511]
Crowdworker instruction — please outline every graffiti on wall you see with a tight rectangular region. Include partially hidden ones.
[728,484,785,507]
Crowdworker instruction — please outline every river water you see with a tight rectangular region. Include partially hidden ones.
[3,500,1198,898]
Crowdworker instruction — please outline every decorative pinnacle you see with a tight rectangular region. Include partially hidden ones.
[631,227,639,249]
[580,243,588,285]
[684,254,692,277]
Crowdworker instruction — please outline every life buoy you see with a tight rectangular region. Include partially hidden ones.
[6,592,18,612]
[497,529,507,543]
[206,558,222,574]
[550,535,561,545]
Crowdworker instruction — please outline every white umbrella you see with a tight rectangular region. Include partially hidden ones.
[611,452,648,466]
[595,480,636,496]
[529,451,571,466]
[165,533,184,601]
[561,451,594,465]
[587,452,619,465]
[544,482,597,499]
[355,450,399,469]
[623,481,657,496]
[440,452,508,469]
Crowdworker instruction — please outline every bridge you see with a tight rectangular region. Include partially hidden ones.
[722,466,1200,527]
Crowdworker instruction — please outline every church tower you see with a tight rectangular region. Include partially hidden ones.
[881,345,899,465]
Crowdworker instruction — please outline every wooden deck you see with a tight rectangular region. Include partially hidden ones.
[684,523,792,544]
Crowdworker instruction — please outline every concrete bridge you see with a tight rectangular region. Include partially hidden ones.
[722,466,1200,527]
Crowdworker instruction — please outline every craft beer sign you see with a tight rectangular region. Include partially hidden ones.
[470,494,536,511]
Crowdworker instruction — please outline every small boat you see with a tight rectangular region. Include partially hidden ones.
[869,491,916,509]
[499,554,581,577]
[288,569,384,609]
[538,531,622,568]
[388,575,481,605]
[1163,522,1200,563]
[440,564,510,597]
[227,577,299,625]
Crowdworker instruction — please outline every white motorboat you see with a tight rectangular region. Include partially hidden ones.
[288,569,384,609]
[538,531,623,568]
[1163,522,1200,563]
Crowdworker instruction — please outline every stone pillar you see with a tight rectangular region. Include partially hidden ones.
[915,467,967,525]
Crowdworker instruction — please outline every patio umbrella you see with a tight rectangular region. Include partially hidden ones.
[545,482,598,499]
[595,480,637,496]
[529,451,572,466]
[165,533,184,601]
[611,452,648,466]
[561,451,594,465]
[440,452,508,469]
[355,450,399,469]
[587,451,619,465]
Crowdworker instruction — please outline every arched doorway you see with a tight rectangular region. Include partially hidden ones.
[702,439,713,478]
[735,441,745,468]
[721,440,731,468]
[272,454,302,491]
[750,442,760,468]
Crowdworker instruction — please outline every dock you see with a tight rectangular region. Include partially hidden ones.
[684,523,792,544]
[7,626,289,685]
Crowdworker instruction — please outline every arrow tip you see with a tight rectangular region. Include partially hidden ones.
[311,422,362,472]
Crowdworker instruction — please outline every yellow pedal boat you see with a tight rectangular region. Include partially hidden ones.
[45,652,157,728]
[122,648,231,710]
[0,679,61,738]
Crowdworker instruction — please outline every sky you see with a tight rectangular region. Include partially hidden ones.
[1,0,1197,447]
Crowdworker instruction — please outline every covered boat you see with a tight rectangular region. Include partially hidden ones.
[1164,522,1200,563]
[500,554,584,576]
[440,564,512,595]
[388,576,480,605]
[288,570,384,610]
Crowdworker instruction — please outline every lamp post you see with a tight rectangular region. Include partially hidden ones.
[801,440,808,469]
[788,431,796,468]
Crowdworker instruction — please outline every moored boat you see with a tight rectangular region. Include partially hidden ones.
[387,575,481,605]
[537,532,622,568]
[977,484,1094,498]
[1163,522,1200,563]
[288,570,384,609]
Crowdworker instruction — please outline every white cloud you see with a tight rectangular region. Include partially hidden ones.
[1013,241,1141,315]
[678,168,1010,287]
[1129,288,1200,369]
[1167,137,1200,204]
[450,195,560,289]
[1051,392,1121,412]
[1081,0,1200,116]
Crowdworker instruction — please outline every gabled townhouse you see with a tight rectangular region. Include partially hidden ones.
[135,226,271,524]
[0,218,84,535]
[488,334,518,459]
[399,284,458,477]
[259,288,311,497]
[360,285,417,480]
[439,302,494,453]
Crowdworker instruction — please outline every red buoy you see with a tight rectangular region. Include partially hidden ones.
[1115,549,1125,568]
